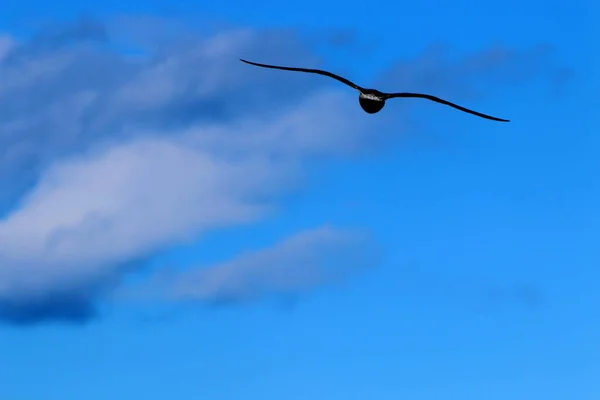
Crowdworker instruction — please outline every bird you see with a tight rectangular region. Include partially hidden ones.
[239,58,510,122]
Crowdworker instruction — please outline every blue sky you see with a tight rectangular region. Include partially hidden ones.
[0,0,598,399]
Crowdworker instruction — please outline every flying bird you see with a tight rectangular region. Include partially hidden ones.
[239,58,510,122]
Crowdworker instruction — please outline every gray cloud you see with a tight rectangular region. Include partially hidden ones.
[477,283,544,311]
[0,16,562,325]
[0,290,97,326]
[397,263,545,313]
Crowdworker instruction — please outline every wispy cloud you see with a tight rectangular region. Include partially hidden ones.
[123,225,380,306]
[378,42,567,105]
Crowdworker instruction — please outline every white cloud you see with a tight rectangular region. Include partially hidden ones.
[0,87,372,300]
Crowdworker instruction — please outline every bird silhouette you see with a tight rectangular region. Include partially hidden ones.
[240,58,510,122]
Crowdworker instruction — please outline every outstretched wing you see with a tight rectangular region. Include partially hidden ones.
[382,92,510,122]
[240,59,364,91]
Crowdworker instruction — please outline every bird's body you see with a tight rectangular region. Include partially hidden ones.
[358,91,386,114]
[239,58,510,122]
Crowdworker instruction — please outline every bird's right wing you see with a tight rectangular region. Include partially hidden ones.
[240,59,364,91]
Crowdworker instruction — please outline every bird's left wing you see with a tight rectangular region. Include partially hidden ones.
[382,92,510,122]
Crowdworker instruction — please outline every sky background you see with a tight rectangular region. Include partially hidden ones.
[0,0,598,399]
